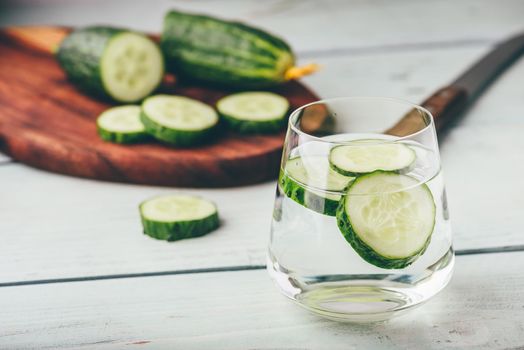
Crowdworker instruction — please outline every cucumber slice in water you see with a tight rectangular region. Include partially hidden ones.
[141,95,219,146]
[140,194,219,241]
[216,92,289,133]
[57,27,164,102]
[279,156,354,216]
[97,105,148,144]
[329,142,416,176]
[336,172,436,269]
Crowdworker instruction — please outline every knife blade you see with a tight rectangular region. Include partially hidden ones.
[454,32,524,98]
[387,32,524,136]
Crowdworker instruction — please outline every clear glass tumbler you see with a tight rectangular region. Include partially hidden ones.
[268,97,454,321]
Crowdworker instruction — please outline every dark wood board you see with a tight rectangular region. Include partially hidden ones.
[0,26,319,187]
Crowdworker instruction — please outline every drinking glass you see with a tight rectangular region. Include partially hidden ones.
[268,97,454,322]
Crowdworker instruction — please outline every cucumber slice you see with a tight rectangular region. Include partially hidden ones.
[216,92,289,133]
[329,142,416,176]
[279,156,354,216]
[101,32,164,102]
[140,194,219,241]
[57,27,164,103]
[96,105,149,144]
[336,172,436,269]
[141,95,219,146]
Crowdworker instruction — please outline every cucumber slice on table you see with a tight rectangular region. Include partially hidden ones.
[140,194,219,241]
[336,172,436,269]
[57,26,164,103]
[97,105,148,144]
[329,142,416,177]
[279,156,354,216]
[216,92,289,133]
[141,95,219,146]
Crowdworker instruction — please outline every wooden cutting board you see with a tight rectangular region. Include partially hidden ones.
[0,26,319,187]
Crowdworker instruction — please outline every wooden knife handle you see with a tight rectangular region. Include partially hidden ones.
[386,86,469,136]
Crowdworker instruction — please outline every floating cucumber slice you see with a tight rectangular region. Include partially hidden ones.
[140,194,219,241]
[329,142,416,176]
[279,156,354,216]
[141,95,219,146]
[57,27,164,102]
[96,105,149,144]
[336,172,436,269]
[216,92,289,133]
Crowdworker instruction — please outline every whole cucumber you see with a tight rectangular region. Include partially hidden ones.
[161,10,314,88]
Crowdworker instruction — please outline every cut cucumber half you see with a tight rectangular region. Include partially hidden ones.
[96,105,149,143]
[57,27,164,102]
[140,194,219,241]
[141,95,219,146]
[101,32,164,102]
[216,92,289,133]
[336,172,436,269]
[329,142,416,177]
[279,156,354,216]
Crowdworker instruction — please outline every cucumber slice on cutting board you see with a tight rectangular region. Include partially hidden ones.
[336,172,436,269]
[140,95,219,146]
[97,105,149,144]
[329,142,416,177]
[140,194,219,241]
[57,26,164,103]
[279,156,354,216]
[216,92,289,133]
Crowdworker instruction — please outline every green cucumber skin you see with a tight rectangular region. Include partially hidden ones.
[141,212,219,242]
[161,10,295,88]
[140,111,217,147]
[96,125,150,144]
[57,27,124,100]
[336,201,429,269]
[220,112,286,134]
[279,171,340,216]
[329,160,416,177]
[335,172,434,269]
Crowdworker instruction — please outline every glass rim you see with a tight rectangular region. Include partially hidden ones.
[288,96,435,144]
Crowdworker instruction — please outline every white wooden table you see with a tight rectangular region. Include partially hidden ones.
[1,0,524,348]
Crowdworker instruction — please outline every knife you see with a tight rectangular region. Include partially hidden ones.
[386,32,524,136]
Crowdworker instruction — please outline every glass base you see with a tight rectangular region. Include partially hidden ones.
[268,248,454,322]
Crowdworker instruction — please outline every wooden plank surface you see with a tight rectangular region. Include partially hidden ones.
[2,46,524,283]
[1,251,523,349]
[0,1,523,348]
[302,46,490,102]
[0,165,273,283]
[0,154,10,164]
[2,0,523,53]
